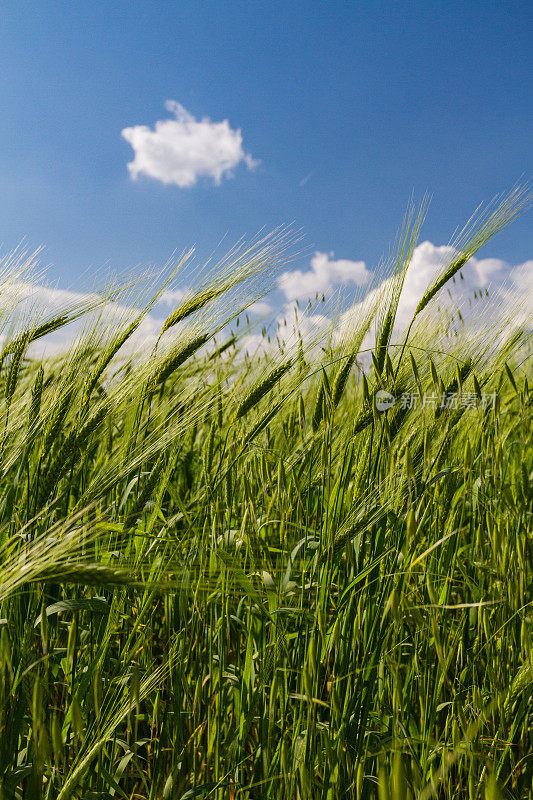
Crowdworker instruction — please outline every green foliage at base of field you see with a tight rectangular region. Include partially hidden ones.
[0,195,531,799]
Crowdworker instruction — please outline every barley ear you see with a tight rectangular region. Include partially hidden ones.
[147,334,209,391]
[312,368,331,431]
[161,287,221,334]
[30,366,44,426]
[5,334,30,404]
[235,359,293,420]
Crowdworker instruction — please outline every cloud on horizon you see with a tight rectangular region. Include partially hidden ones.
[2,242,530,358]
[0,281,165,358]
[121,101,258,188]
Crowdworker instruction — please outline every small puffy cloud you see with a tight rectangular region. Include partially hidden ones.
[278,250,371,302]
[248,300,273,316]
[121,101,258,188]
[509,260,533,294]
[157,288,188,306]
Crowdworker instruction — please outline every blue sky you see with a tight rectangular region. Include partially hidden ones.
[1,0,531,292]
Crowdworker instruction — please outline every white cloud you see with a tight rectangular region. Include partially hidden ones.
[278,250,371,302]
[391,241,513,331]
[248,300,273,316]
[121,101,258,188]
[509,260,533,294]
[157,288,187,306]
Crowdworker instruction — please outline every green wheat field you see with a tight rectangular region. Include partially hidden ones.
[0,189,531,799]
